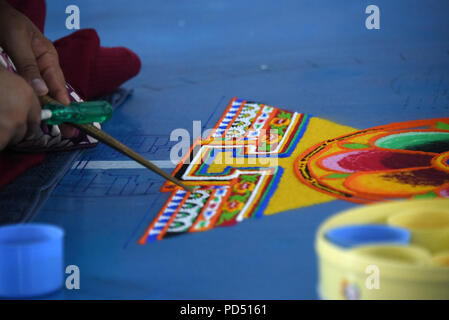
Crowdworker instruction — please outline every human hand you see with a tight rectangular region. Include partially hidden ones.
[0,0,75,137]
[0,66,41,150]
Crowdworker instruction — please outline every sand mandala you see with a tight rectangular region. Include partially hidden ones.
[139,98,449,244]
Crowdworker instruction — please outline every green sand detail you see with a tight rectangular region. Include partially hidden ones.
[414,191,438,199]
[436,122,449,131]
[325,173,351,179]
[342,143,370,149]
[375,131,449,149]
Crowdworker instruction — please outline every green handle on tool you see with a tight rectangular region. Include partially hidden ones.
[42,100,113,125]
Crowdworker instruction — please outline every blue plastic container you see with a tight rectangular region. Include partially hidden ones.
[325,224,411,249]
[0,223,64,298]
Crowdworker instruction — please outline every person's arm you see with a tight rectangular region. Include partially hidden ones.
[0,0,75,141]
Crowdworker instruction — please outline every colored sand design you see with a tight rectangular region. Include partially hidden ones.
[139,99,449,244]
[139,98,354,243]
[295,119,449,202]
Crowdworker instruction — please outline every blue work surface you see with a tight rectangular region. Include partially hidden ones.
[36,0,449,299]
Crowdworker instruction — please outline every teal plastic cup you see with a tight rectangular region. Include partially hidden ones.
[0,223,64,298]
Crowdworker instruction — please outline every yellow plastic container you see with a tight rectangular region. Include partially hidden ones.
[351,245,432,266]
[388,210,449,253]
[316,199,449,300]
[432,251,449,267]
